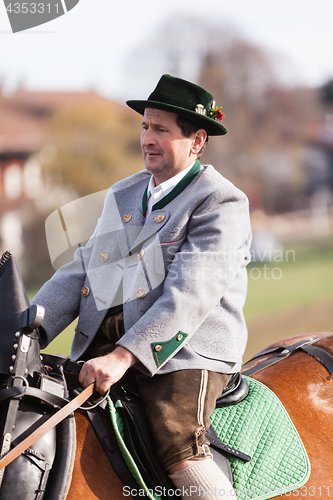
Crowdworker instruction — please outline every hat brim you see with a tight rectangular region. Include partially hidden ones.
[126,100,227,136]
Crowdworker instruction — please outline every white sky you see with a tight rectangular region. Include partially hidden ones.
[0,0,332,102]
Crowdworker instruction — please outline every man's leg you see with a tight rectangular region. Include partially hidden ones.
[169,458,234,500]
[136,369,236,500]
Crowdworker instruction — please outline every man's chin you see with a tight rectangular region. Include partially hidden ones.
[144,159,163,173]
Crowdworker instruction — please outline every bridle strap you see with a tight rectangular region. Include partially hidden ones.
[0,383,95,471]
[301,344,333,375]
[242,334,333,377]
[0,386,68,408]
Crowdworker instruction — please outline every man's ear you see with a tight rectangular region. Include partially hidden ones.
[190,129,207,155]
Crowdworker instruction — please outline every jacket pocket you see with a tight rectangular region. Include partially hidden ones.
[188,317,239,362]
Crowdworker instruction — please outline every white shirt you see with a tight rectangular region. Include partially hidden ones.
[146,162,196,217]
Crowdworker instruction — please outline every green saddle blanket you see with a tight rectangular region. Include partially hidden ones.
[107,376,310,500]
[210,376,310,499]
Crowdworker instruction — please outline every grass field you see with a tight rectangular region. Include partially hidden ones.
[243,240,333,360]
[29,239,333,363]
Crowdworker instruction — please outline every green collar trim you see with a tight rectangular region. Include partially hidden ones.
[142,184,148,215]
[142,160,201,215]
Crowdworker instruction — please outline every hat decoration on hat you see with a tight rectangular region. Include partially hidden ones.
[195,102,224,122]
[126,74,227,136]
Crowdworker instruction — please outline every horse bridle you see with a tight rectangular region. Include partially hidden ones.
[242,333,333,377]
[0,354,108,473]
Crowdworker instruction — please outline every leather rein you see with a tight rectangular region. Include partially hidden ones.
[0,355,103,472]
[242,333,333,377]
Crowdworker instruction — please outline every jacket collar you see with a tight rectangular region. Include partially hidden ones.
[116,161,201,255]
[142,160,201,215]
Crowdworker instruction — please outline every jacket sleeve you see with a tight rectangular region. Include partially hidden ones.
[30,205,107,347]
[31,184,127,347]
[31,245,92,348]
[117,186,252,375]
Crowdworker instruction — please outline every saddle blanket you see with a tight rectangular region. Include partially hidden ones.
[107,376,310,500]
[210,376,310,500]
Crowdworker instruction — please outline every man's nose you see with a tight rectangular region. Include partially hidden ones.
[141,128,156,147]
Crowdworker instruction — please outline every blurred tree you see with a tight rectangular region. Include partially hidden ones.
[42,99,143,197]
[124,15,322,213]
[198,41,319,189]
[122,16,237,98]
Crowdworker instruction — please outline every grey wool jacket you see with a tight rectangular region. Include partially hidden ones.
[32,163,252,376]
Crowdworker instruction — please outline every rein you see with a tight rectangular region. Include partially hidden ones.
[242,334,333,377]
[0,383,95,471]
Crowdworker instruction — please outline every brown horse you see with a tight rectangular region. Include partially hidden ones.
[66,331,333,500]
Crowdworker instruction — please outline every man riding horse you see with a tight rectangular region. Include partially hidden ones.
[32,74,252,499]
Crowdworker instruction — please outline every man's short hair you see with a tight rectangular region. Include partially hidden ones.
[176,115,209,158]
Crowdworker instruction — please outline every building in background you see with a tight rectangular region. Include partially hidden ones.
[0,87,111,279]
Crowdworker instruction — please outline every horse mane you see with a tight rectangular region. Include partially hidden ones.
[0,250,12,268]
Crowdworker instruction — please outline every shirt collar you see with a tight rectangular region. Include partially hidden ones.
[147,161,196,201]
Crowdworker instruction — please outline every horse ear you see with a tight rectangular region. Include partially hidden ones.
[0,251,42,376]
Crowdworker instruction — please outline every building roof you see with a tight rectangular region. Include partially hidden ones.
[0,88,118,154]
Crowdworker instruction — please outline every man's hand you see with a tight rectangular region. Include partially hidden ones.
[78,347,138,395]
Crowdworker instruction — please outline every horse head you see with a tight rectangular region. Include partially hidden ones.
[0,251,44,378]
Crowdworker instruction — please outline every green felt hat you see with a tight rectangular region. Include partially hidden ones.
[126,74,227,136]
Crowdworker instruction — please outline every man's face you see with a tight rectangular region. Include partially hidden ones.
[140,108,195,185]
